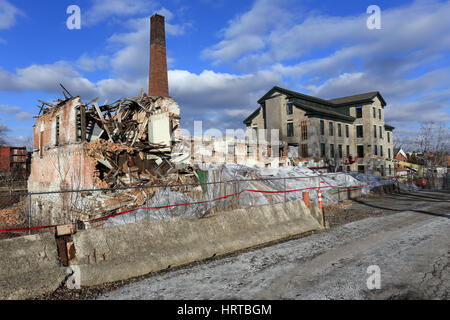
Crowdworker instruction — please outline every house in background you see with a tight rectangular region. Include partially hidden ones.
[0,146,28,172]
[394,148,409,177]
[244,86,395,174]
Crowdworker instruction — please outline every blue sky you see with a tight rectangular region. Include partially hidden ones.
[0,0,449,148]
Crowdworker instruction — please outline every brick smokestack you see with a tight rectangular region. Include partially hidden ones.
[149,14,169,97]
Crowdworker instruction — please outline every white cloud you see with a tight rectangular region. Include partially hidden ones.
[202,0,290,63]
[0,0,23,30]
[200,0,450,135]
[0,61,98,97]
[75,54,109,72]
[83,0,154,26]
[0,104,32,120]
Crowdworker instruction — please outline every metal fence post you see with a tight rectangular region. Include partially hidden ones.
[146,187,150,217]
[28,193,32,236]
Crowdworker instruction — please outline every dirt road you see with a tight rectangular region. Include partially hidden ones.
[96,190,449,300]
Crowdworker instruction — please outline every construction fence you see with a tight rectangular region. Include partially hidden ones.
[0,171,417,239]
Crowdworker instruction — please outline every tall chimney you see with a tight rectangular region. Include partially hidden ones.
[149,14,169,97]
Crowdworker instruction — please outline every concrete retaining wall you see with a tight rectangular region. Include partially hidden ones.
[72,200,323,286]
[0,233,66,300]
[0,199,323,298]
[328,187,362,202]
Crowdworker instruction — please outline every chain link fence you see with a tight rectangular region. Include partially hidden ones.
[0,171,415,239]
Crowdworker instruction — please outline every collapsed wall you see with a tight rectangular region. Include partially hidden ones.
[27,91,194,225]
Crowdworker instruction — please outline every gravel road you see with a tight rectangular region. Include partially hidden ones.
[95,190,449,300]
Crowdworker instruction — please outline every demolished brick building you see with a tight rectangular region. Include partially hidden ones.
[27,14,192,224]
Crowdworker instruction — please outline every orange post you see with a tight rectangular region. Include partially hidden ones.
[318,181,326,228]
[302,192,310,208]
[318,185,323,208]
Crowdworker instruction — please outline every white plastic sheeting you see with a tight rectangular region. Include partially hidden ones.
[348,173,394,194]
[106,163,373,226]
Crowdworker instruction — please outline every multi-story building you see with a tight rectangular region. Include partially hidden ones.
[0,146,28,171]
[243,86,395,175]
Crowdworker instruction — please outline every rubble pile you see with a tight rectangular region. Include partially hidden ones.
[39,87,193,189]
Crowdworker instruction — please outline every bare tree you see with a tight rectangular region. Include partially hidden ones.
[416,121,449,189]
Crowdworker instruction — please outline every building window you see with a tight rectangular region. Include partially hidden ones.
[329,122,334,136]
[356,106,362,118]
[379,109,381,120]
[338,145,343,158]
[374,145,378,155]
[389,165,392,176]
[252,127,258,142]
[346,145,350,156]
[357,145,364,158]
[287,122,294,137]
[320,120,324,135]
[374,125,377,138]
[39,131,43,157]
[286,103,293,115]
[75,106,83,142]
[373,107,376,118]
[55,115,60,146]
[356,125,363,138]
[388,148,391,159]
[379,126,383,139]
[345,125,349,138]
[338,123,342,137]
[301,121,308,140]
[301,144,308,158]
[320,143,326,157]
[387,132,391,143]
[380,165,385,176]
[330,144,335,158]
[380,145,384,157]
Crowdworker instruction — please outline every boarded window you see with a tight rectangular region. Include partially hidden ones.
[76,106,83,142]
[320,143,326,157]
[55,115,60,146]
[301,121,307,140]
[338,144,343,158]
[320,120,324,135]
[329,122,334,136]
[338,123,342,137]
[39,131,43,157]
[330,144,335,158]
[301,144,308,158]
